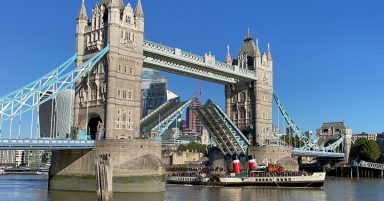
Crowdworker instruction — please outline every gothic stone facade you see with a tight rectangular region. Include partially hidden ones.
[317,122,352,162]
[74,0,144,139]
[225,33,273,146]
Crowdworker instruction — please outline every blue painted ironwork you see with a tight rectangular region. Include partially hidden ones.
[0,46,109,121]
[141,99,193,140]
[273,93,345,156]
[192,99,250,155]
[0,55,76,103]
[0,46,109,143]
[0,139,94,150]
[292,149,345,158]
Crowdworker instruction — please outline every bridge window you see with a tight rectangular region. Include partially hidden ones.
[117,89,121,99]
[127,123,133,130]
[233,112,238,120]
[125,16,131,24]
[232,96,237,103]
[129,67,133,75]
[91,89,97,100]
[128,90,133,100]
[239,92,246,102]
[122,90,127,99]
[240,108,246,119]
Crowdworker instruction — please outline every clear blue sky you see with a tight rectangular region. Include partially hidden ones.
[0,0,383,134]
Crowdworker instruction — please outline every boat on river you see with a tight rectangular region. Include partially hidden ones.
[36,166,50,175]
[167,160,325,188]
[200,171,325,187]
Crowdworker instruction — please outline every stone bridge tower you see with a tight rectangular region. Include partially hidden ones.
[317,122,352,162]
[225,31,273,146]
[74,0,144,139]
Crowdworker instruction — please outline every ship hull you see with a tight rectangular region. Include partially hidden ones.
[167,172,325,188]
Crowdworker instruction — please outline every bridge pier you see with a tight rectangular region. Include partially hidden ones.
[248,146,298,171]
[49,139,165,193]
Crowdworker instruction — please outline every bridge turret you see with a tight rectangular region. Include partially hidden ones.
[225,45,232,65]
[135,0,145,32]
[261,52,267,68]
[255,38,262,69]
[76,0,88,56]
[77,0,88,21]
[267,43,273,69]
[225,31,273,146]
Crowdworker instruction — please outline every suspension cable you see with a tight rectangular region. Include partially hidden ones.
[9,101,14,139]
[18,113,21,139]
[36,94,40,139]
[0,99,3,139]
[86,71,90,140]
[30,94,35,139]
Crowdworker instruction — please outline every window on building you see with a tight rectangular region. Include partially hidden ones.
[125,32,130,41]
[117,89,121,99]
[129,67,133,75]
[125,16,131,24]
[118,65,121,72]
[128,90,133,100]
[91,89,97,100]
[122,90,127,99]
[232,96,237,103]
[233,112,238,120]
[128,110,132,116]
[239,92,246,102]
[240,108,246,119]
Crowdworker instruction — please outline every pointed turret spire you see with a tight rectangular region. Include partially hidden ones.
[77,0,88,20]
[244,29,252,41]
[135,0,144,18]
[225,45,232,64]
[255,38,261,57]
[267,42,272,61]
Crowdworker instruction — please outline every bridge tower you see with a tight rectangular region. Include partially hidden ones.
[225,31,273,146]
[49,0,164,193]
[317,122,352,163]
[74,0,144,140]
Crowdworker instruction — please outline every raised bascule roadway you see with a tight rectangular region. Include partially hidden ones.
[0,1,348,159]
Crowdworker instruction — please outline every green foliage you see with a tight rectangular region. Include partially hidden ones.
[178,141,207,154]
[350,138,381,162]
[280,135,303,148]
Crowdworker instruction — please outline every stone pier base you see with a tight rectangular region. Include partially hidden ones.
[49,139,165,192]
[248,146,298,171]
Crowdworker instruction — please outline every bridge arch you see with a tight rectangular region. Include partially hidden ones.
[88,113,103,140]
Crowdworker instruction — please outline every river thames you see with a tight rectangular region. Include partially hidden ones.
[0,175,383,201]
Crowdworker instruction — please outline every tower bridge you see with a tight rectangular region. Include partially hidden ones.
[0,0,350,192]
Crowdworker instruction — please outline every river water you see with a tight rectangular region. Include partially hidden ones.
[0,175,383,201]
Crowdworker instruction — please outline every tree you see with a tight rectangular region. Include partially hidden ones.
[349,138,381,162]
[178,141,208,154]
[280,135,302,148]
